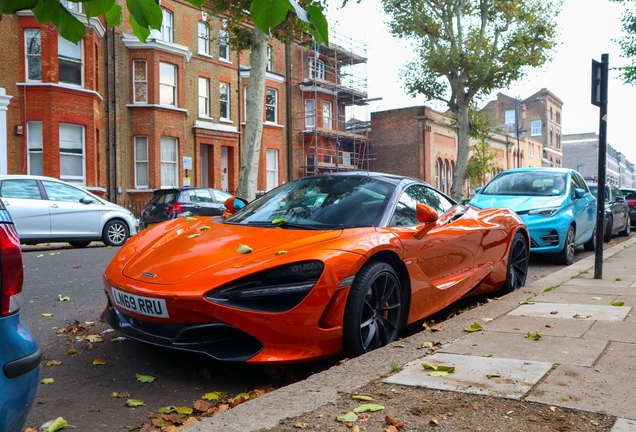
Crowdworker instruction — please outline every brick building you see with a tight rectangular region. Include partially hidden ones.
[0,2,369,215]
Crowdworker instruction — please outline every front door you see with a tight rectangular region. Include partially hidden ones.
[221,146,228,192]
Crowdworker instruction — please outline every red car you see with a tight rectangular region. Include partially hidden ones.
[101,172,529,363]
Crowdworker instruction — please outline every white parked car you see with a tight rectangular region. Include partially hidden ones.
[0,175,138,247]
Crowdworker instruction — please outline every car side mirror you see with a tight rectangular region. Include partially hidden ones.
[574,188,585,199]
[223,196,248,215]
[414,204,439,239]
[615,195,626,203]
[80,195,94,204]
[474,187,483,194]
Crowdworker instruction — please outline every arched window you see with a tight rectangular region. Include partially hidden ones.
[435,159,441,190]
[442,160,448,193]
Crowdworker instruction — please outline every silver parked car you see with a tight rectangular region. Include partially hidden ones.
[0,175,138,248]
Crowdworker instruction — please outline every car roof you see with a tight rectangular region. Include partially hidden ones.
[152,187,226,194]
[499,167,573,174]
[301,171,427,187]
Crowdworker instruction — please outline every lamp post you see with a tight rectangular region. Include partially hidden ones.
[515,99,521,168]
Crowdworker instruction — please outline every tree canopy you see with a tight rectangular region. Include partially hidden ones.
[381,0,561,200]
[611,0,636,84]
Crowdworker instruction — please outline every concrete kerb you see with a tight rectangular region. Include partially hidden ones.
[186,237,636,432]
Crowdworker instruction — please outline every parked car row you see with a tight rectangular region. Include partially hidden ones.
[587,182,631,241]
[620,187,636,227]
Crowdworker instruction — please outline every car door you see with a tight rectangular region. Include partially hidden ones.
[571,172,596,243]
[386,185,482,323]
[0,179,51,241]
[41,180,101,239]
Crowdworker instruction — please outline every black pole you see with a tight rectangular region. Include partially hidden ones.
[515,99,520,168]
[593,54,609,279]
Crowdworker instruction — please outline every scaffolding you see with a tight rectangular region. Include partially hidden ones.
[297,31,372,176]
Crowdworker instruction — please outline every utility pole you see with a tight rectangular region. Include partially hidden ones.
[591,54,609,279]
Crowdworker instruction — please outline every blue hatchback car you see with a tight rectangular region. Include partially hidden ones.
[470,168,596,264]
[0,199,41,432]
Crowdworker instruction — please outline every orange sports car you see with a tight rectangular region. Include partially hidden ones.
[101,172,529,363]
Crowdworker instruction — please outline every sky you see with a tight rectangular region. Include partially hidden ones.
[324,0,636,163]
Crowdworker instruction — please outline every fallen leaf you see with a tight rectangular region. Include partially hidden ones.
[58,294,70,301]
[293,422,308,428]
[336,412,358,422]
[353,404,385,413]
[421,342,433,348]
[545,324,555,328]
[525,331,541,341]
[42,417,68,432]
[392,343,406,348]
[352,395,373,401]
[486,373,501,378]
[109,392,130,398]
[66,349,79,356]
[187,233,201,239]
[44,360,62,367]
[428,371,450,377]
[272,218,286,224]
[611,301,625,306]
[200,226,211,230]
[385,415,405,430]
[550,311,559,314]
[430,419,440,426]
[186,217,197,221]
[36,254,44,257]
[464,322,483,332]
[202,391,227,400]
[136,374,155,383]
[430,326,443,332]
[276,250,287,255]
[85,335,102,343]
[573,314,591,319]
[42,313,53,317]
[237,244,253,254]
[519,301,535,305]
[482,354,493,357]
[549,406,557,412]
[481,318,493,322]
[126,399,145,407]
[93,358,106,365]
[41,378,54,384]
[73,264,81,268]
[591,297,602,300]
[385,426,398,432]
[422,363,455,373]
[193,400,213,412]
[85,321,94,325]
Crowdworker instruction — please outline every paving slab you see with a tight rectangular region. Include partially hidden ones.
[481,315,593,337]
[583,318,636,343]
[612,418,636,432]
[508,302,631,321]
[561,278,635,288]
[527,342,636,420]
[613,295,636,307]
[383,353,553,400]
[531,292,621,305]
[556,284,636,296]
[439,331,607,366]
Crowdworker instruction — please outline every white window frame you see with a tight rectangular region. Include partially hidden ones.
[27,121,43,175]
[161,8,174,43]
[435,159,441,190]
[25,29,42,82]
[531,120,541,136]
[266,45,272,71]
[60,0,82,13]
[59,123,85,185]
[133,60,147,103]
[305,98,315,129]
[198,77,210,117]
[160,62,177,106]
[308,57,325,80]
[322,101,332,129]
[198,21,210,55]
[324,154,334,164]
[219,82,230,121]
[58,34,83,87]
[265,88,277,123]
[505,109,515,131]
[266,149,279,190]
[134,136,149,188]
[219,25,229,61]
[160,137,178,188]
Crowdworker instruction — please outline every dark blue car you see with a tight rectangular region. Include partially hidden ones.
[0,199,41,432]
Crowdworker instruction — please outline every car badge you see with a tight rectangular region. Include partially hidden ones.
[142,272,157,278]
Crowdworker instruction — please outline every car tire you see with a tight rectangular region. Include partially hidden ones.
[619,214,631,237]
[604,216,613,243]
[556,225,575,265]
[102,219,129,247]
[501,232,529,294]
[584,228,595,251]
[68,241,91,248]
[342,262,402,358]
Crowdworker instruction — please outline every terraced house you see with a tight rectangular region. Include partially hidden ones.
[0,1,370,215]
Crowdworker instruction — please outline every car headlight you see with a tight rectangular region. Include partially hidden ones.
[205,261,324,313]
[528,207,561,217]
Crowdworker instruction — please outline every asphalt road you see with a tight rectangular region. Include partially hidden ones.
[18,235,630,431]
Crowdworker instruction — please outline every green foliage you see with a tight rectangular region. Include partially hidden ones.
[611,0,636,84]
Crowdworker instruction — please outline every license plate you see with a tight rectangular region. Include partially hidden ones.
[110,287,169,318]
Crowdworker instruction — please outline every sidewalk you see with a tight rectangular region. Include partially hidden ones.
[186,236,636,432]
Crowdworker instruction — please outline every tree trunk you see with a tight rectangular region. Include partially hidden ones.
[450,98,471,201]
[237,27,269,201]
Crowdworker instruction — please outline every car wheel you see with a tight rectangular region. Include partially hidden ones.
[603,216,613,243]
[619,214,631,236]
[102,219,129,247]
[556,225,575,265]
[501,232,529,293]
[68,241,91,248]
[342,262,402,358]
[584,227,596,251]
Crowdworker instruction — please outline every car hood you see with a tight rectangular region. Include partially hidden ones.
[470,194,566,213]
[119,218,344,285]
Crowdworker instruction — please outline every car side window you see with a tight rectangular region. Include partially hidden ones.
[0,179,42,199]
[189,189,213,203]
[42,180,90,203]
[213,190,233,203]
[389,185,453,226]
[611,186,622,201]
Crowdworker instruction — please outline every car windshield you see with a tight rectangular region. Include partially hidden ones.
[481,171,567,196]
[227,176,395,228]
